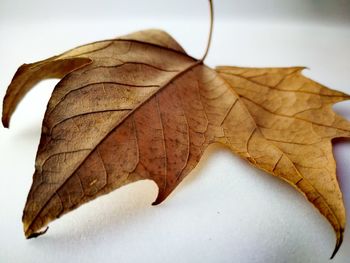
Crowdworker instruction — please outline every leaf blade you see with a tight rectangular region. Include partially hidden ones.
[21,34,199,238]
[216,66,350,257]
[2,29,188,128]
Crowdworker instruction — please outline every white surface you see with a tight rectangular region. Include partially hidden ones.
[0,1,350,262]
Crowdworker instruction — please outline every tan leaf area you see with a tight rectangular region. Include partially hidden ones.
[216,66,350,257]
[2,29,349,258]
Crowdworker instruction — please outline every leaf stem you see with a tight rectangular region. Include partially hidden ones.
[200,0,214,62]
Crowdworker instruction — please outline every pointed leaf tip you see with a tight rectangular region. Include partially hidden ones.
[26,227,49,239]
[2,58,92,128]
[2,115,10,128]
[330,229,343,259]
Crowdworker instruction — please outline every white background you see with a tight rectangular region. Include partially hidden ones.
[0,0,350,262]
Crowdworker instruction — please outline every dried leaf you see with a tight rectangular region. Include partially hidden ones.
[216,66,350,257]
[3,29,261,239]
[2,28,349,259]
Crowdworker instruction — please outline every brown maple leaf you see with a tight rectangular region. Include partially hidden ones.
[1,1,349,259]
[4,28,253,238]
